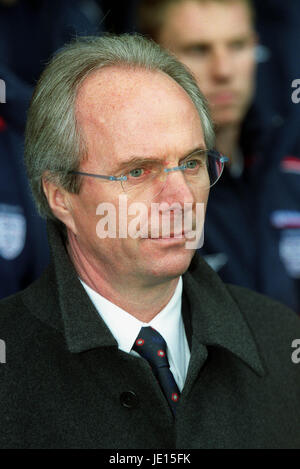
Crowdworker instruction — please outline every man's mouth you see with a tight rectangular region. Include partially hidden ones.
[149,230,194,239]
[209,91,236,106]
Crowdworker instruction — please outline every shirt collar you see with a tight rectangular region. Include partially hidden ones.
[80,277,183,362]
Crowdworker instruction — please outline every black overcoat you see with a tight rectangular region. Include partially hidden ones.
[0,221,299,448]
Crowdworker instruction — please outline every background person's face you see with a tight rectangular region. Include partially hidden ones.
[158,0,257,127]
[66,68,209,286]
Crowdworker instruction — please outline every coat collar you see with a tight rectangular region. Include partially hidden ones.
[24,220,266,377]
[183,255,266,377]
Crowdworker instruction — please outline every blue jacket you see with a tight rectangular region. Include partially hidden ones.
[201,108,300,314]
[0,0,102,298]
[0,126,49,299]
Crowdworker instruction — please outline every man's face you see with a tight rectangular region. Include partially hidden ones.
[157,0,257,127]
[65,67,209,287]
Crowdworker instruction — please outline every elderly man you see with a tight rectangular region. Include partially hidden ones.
[138,0,300,313]
[0,34,299,449]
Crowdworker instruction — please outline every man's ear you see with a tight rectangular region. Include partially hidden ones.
[42,173,78,235]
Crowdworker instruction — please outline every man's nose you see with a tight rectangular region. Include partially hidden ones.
[157,169,195,206]
[211,48,233,81]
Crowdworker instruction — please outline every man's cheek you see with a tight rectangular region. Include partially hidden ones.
[96,202,117,239]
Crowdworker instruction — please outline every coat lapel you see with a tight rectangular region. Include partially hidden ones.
[182,252,266,378]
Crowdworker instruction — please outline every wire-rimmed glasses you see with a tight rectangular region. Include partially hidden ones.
[69,149,229,201]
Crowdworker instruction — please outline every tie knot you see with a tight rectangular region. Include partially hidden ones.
[132,327,169,369]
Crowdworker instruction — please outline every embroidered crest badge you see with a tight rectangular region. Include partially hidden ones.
[0,204,26,260]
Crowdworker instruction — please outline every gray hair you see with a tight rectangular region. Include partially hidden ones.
[25,33,215,220]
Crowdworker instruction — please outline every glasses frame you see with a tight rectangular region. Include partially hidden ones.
[68,149,229,192]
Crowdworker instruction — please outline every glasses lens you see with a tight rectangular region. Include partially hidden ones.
[206,151,225,188]
[183,150,225,189]
[121,162,166,201]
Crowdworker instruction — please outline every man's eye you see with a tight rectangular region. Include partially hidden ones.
[230,40,247,51]
[185,45,210,57]
[185,158,205,170]
[186,160,199,169]
[128,168,145,178]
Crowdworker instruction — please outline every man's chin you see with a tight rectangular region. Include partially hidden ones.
[144,250,196,282]
[212,107,243,127]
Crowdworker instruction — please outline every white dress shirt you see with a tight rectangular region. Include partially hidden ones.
[80,276,190,391]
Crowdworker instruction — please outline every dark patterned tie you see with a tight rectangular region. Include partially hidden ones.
[132,326,180,416]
